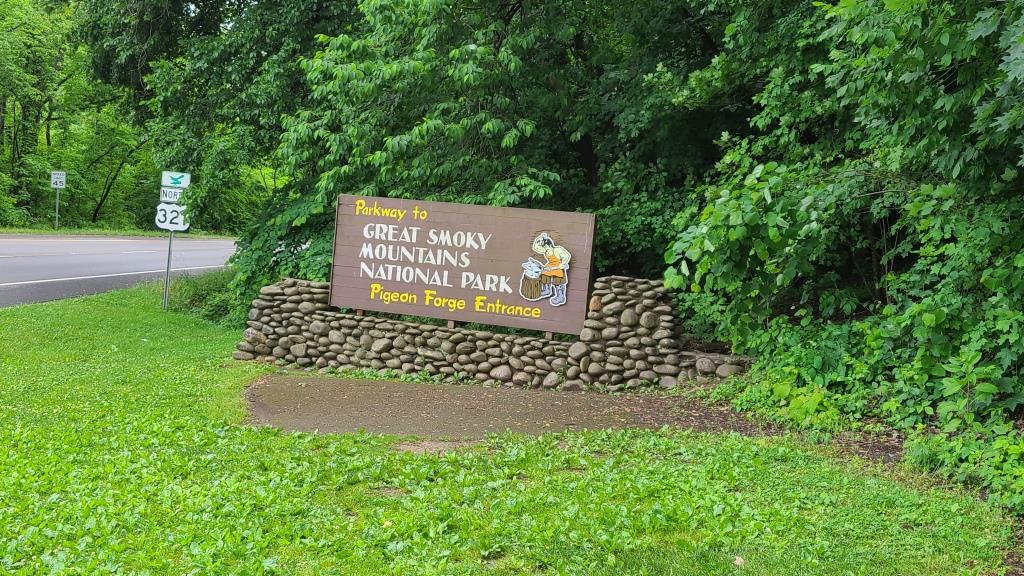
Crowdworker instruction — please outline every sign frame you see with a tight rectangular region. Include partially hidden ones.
[329,195,596,334]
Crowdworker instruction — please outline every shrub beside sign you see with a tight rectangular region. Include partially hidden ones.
[330,195,596,334]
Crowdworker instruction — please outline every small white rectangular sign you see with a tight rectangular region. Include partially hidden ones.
[160,187,183,202]
[161,171,191,189]
[155,202,190,232]
[50,171,66,189]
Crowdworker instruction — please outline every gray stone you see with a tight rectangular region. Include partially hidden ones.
[542,372,561,388]
[696,357,716,375]
[560,381,583,392]
[371,339,392,353]
[512,372,532,387]
[298,301,318,314]
[716,363,744,378]
[639,311,658,329]
[580,357,591,372]
[419,348,445,361]
[659,376,678,388]
[260,285,284,297]
[309,321,329,336]
[289,343,307,357]
[600,327,619,340]
[579,328,600,342]
[620,309,639,327]
[232,350,255,361]
[489,365,513,382]
[602,301,624,314]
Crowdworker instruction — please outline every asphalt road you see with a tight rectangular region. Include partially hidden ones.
[0,234,236,307]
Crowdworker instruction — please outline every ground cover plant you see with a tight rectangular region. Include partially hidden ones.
[0,285,1017,574]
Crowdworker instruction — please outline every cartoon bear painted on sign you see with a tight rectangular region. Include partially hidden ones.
[519,232,571,307]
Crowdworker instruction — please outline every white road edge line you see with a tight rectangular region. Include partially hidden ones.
[0,265,226,287]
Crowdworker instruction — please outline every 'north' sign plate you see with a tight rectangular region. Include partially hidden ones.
[160,187,183,202]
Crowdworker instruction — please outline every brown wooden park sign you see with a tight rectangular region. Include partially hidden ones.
[330,195,596,334]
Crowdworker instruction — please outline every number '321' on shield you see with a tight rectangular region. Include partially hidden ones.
[155,202,190,232]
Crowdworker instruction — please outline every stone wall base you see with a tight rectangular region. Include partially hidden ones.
[236,277,752,391]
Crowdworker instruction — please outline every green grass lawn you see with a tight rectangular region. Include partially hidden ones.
[0,285,1017,575]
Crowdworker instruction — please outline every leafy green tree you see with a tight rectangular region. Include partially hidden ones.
[665,0,1024,508]
[232,0,739,292]
[0,0,158,229]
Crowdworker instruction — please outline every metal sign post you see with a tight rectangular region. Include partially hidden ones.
[162,231,174,310]
[50,171,66,229]
[156,171,191,310]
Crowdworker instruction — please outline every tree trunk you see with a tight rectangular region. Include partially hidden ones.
[45,98,53,148]
[10,101,18,168]
[91,140,145,222]
[0,98,6,155]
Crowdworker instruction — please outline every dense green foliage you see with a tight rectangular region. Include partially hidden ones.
[0,0,264,231]
[0,286,1016,573]
[168,268,246,327]
[663,1,1024,509]
[72,0,1024,509]
[0,0,157,228]
[80,0,745,292]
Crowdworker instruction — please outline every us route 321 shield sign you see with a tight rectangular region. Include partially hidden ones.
[155,202,189,232]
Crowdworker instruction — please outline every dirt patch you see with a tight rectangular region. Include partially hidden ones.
[246,374,904,463]
[246,375,775,439]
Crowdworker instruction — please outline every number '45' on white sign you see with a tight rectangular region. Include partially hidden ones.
[156,202,189,232]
